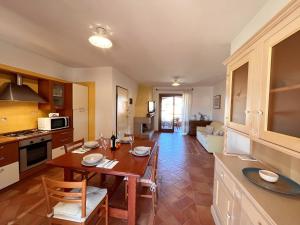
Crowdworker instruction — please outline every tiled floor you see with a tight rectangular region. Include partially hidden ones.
[0,133,215,225]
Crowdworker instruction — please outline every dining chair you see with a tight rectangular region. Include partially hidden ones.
[64,139,96,181]
[42,176,108,225]
[125,146,159,213]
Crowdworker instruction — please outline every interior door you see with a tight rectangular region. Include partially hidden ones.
[116,86,129,136]
[73,84,88,141]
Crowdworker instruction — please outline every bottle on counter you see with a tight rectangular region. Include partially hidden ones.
[110,132,116,150]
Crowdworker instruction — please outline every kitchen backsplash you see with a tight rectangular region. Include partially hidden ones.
[0,73,48,133]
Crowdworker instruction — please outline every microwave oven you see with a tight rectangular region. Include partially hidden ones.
[38,116,69,131]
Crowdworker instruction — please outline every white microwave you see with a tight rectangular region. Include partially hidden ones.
[38,117,69,131]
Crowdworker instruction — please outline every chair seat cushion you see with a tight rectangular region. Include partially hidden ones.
[53,186,107,222]
[124,166,153,184]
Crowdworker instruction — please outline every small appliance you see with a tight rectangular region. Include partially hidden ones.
[38,116,69,131]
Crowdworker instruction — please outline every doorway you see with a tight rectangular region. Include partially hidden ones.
[159,94,183,133]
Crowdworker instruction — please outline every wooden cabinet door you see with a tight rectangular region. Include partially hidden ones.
[259,14,300,153]
[225,51,254,135]
[214,174,233,225]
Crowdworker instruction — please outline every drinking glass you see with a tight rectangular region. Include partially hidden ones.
[129,135,134,151]
[102,138,109,150]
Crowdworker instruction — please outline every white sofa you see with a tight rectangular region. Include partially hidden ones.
[196,121,224,153]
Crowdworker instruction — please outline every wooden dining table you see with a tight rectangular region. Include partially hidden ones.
[47,139,158,225]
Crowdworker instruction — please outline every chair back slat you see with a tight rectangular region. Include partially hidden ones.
[64,138,84,153]
[42,176,87,218]
[151,146,159,182]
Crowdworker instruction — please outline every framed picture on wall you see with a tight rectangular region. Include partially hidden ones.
[213,95,221,109]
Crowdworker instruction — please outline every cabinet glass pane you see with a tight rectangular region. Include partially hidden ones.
[268,30,300,138]
[52,84,64,107]
[230,63,249,125]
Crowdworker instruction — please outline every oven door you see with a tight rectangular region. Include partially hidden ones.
[19,141,52,172]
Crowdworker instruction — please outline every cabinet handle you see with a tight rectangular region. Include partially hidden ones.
[0,156,5,161]
[257,110,263,115]
[258,222,262,225]
[221,173,224,179]
[0,168,4,173]
[245,110,251,114]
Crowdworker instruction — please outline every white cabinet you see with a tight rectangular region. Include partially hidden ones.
[212,159,272,225]
[0,162,20,190]
[52,146,65,159]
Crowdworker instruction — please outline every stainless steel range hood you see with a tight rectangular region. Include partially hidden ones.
[0,74,47,103]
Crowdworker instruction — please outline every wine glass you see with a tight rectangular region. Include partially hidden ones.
[129,135,134,151]
[102,138,109,151]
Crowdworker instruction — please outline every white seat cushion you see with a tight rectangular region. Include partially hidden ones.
[53,186,107,222]
[124,166,153,184]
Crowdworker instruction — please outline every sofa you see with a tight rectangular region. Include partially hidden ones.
[196,121,224,153]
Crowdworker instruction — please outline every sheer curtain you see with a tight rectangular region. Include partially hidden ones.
[182,90,192,135]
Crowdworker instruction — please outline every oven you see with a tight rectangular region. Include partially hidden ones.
[19,134,52,172]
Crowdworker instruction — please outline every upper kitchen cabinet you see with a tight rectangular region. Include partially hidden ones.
[38,80,72,111]
[225,51,255,134]
[259,16,300,153]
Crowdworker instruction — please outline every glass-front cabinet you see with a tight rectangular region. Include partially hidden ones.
[259,19,300,153]
[225,52,254,134]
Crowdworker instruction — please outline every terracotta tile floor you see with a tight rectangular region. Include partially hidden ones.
[0,133,215,225]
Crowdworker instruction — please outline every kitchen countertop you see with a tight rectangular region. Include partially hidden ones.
[0,136,18,145]
[215,153,300,225]
[0,128,73,145]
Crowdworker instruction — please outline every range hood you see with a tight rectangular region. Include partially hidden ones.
[0,74,47,103]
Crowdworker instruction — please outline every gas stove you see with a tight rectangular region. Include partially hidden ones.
[2,129,49,139]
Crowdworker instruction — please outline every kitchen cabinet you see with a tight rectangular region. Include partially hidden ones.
[258,15,300,153]
[212,156,274,225]
[0,142,19,190]
[225,51,255,135]
[224,1,300,156]
[51,128,73,159]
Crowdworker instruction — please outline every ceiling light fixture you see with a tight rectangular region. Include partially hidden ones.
[172,78,181,86]
[89,26,113,49]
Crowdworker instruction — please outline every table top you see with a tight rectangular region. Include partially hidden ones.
[47,139,158,177]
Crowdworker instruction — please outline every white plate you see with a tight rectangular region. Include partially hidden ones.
[84,141,99,148]
[131,150,150,157]
[83,153,103,164]
[134,146,150,155]
[81,160,98,167]
[120,137,131,143]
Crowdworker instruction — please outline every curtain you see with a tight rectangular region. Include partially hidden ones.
[182,90,192,135]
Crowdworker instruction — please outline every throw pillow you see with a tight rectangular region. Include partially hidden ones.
[205,125,214,134]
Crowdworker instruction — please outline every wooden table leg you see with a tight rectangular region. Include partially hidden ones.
[127,176,137,225]
[64,168,73,181]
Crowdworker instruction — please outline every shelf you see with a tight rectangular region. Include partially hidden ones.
[270,83,300,93]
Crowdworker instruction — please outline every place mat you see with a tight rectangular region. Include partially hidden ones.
[72,147,91,154]
[96,159,119,169]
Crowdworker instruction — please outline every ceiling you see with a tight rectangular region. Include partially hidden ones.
[0,0,267,86]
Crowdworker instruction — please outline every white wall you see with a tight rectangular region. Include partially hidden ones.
[112,68,138,134]
[66,67,138,137]
[190,87,213,120]
[212,79,226,122]
[0,39,68,79]
[231,0,291,54]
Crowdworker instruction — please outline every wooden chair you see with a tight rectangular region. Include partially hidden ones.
[42,177,108,225]
[64,139,96,181]
[125,146,159,214]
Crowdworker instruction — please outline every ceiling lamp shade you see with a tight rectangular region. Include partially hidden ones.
[89,26,112,49]
[172,79,181,86]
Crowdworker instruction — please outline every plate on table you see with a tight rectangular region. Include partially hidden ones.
[133,146,150,155]
[242,167,300,195]
[81,160,99,167]
[83,153,103,164]
[120,137,131,143]
[84,141,99,149]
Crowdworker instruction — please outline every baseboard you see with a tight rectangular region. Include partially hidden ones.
[211,205,221,225]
